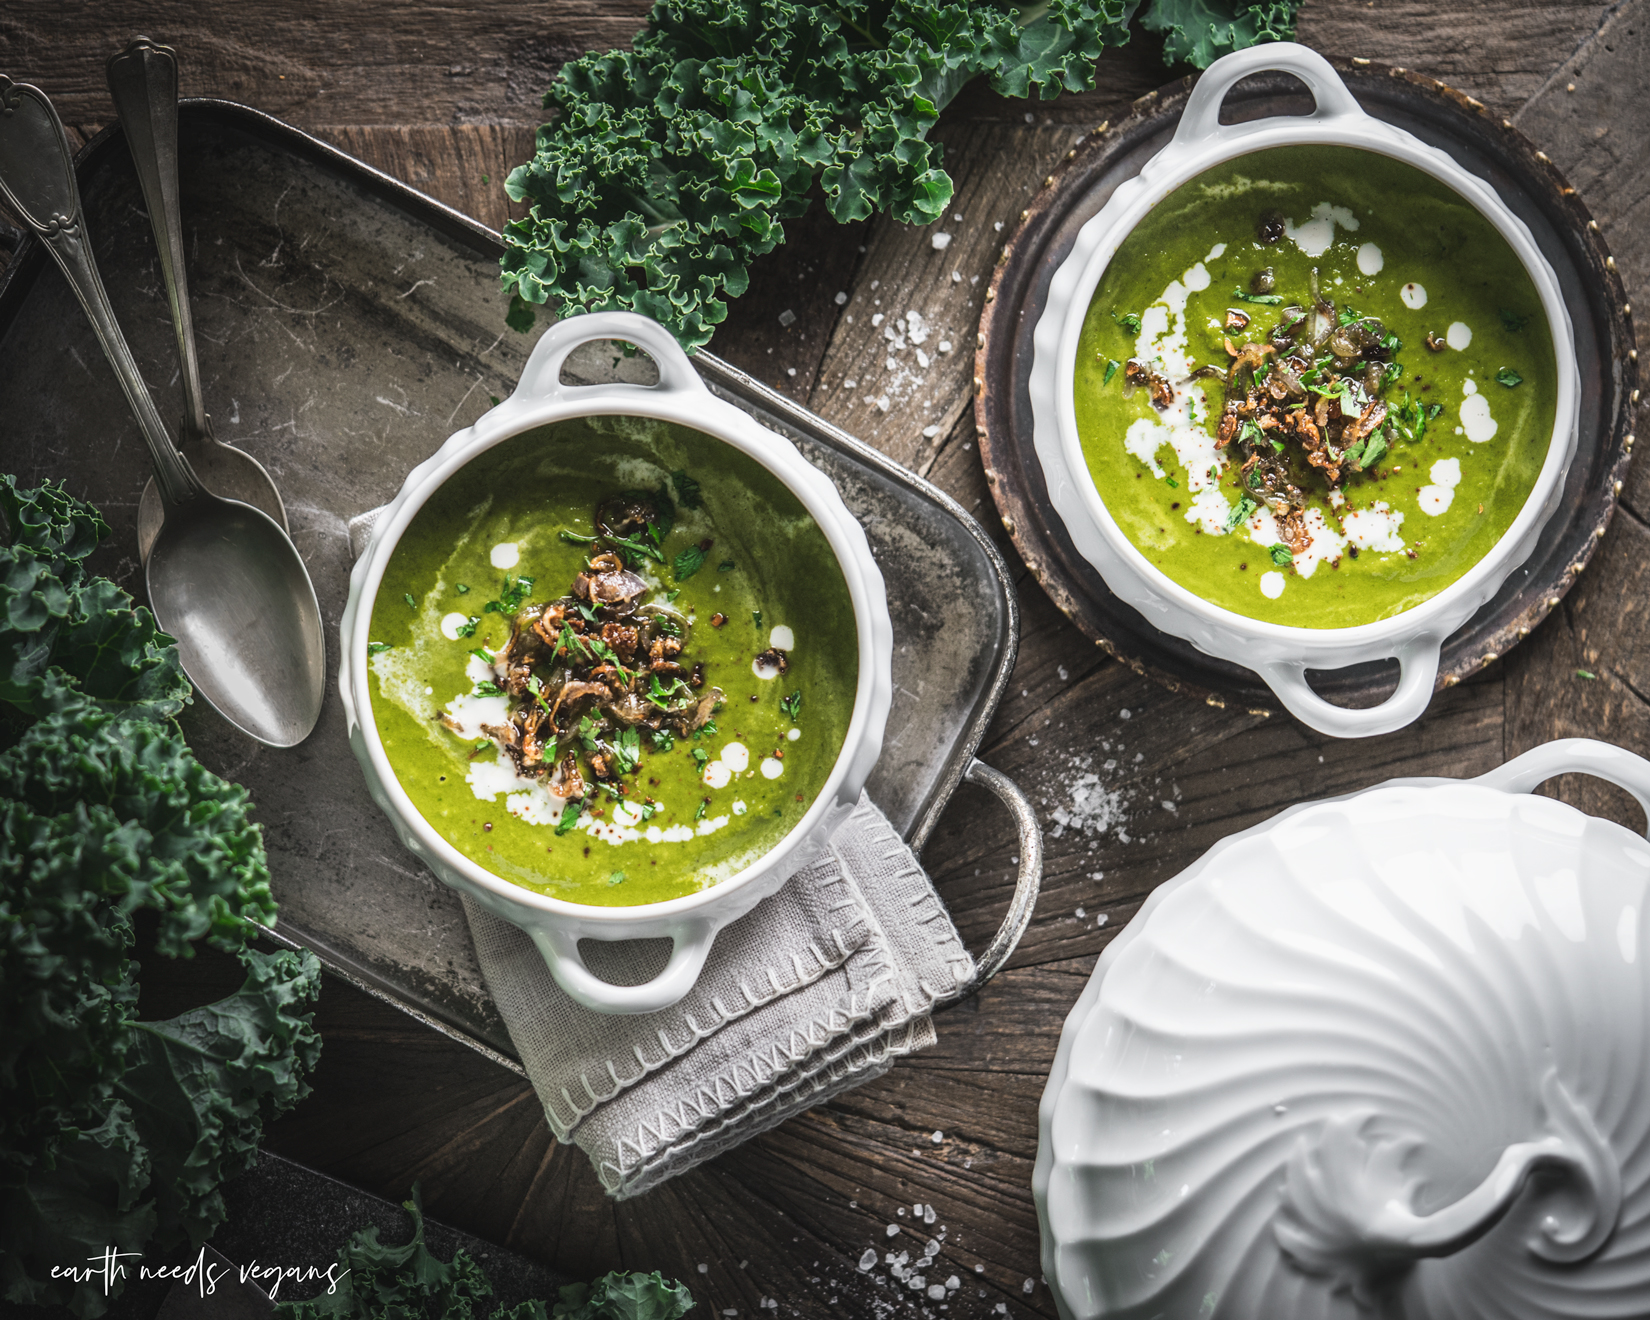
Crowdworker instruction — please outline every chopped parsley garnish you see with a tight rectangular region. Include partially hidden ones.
[404,593,417,609]
[454,615,480,639]
[692,747,710,769]
[752,610,763,628]
[651,728,677,752]
[473,738,491,751]
[1269,544,1293,567]
[556,624,592,661]
[1113,311,1142,335]
[606,532,666,565]
[780,690,802,721]
[717,560,737,573]
[1102,358,1120,387]
[554,799,585,835]
[469,648,494,666]
[527,674,553,714]
[697,719,719,737]
[473,680,502,696]
[1165,477,1179,488]
[665,588,681,602]
[577,603,598,623]
[1223,495,1257,533]
[614,727,641,773]
[1232,288,1283,305]
[1501,309,1529,333]
[1576,669,1597,680]
[609,871,626,885]
[367,641,393,655]
[654,614,682,637]
[1495,367,1523,388]
[559,530,598,545]
[646,673,692,709]
[576,715,600,752]
[455,583,470,594]
[695,799,708,822]
[673,545,706,582]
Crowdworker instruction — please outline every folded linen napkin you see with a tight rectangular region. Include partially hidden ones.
[460,793,974,1198]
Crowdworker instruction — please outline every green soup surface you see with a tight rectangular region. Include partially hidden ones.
[1076,145,1557,628]
[367,416,858,906]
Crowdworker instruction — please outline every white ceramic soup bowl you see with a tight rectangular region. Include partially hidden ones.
[1030,43,1579,738]
[340,311,893,1015]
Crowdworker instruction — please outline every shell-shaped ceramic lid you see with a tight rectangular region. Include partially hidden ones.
[1035,739,1650,1319]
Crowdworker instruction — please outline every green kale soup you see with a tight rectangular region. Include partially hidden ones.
[367,416,858,907]
[1076,145,1557,628]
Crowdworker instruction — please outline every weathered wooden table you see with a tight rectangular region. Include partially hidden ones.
[5,4,1646,1316]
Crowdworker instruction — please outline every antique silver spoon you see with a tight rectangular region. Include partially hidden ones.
[107,36,291,563]
[0,74,325,747]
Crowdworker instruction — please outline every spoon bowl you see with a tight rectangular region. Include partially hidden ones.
[147,496,325,747]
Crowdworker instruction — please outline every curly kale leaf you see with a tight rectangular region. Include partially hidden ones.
[1141,0,1303,69]
[500,1,1140,351]
[1,477,317,1317]
[0,474,188,721]
[2,949,319,1317]
[276,1183,495,1320]
[276,1183,694,1320]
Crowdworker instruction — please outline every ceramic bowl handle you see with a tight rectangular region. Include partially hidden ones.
[1172,42,1365,149]
[529,918,719,1015]
[1259,637,1440,739]
[513,310,704,403]
[1474,738,1650,836]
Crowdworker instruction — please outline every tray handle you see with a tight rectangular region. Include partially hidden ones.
[955,758,1044,995]
[1172,42,1365,149]
[514,310,705,403]
[1474,738,1650,839]
[1259,635,1442,739]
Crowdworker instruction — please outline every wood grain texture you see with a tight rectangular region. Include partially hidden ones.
[18,4,1650,1319]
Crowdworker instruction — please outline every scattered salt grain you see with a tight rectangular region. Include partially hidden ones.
[834,291,848,305]
[994,220,1004,231]
[859,1249,877,1271]
[697,1264,708,1274]
[1024,111,1035,123]
[844,378,856,389]
[871,313,885,327]
[946,1276,961,1291]
[786,367,796,377]
[1075,906,1086,918]
[938,339,952,353]
[1120,708,1131,719]
[928,1285,947,1300]
[975,1264,985,1274]
[1024,1278,1036,1293]
[923,425,940,438]
[952,270,962,282]
[931,1130,944,1143]
[778,309,796,326]
[1058,664,1068,681]
[931,231,953,251]
[887,1224,900,1237]
[924,1204,938,1223]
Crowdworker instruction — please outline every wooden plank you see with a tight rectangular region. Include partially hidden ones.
[1502,0,1650,830]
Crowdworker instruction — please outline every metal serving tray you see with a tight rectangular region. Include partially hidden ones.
[0,101,1038,1066]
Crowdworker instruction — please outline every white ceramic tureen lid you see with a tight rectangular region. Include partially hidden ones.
[1035,738,1650,1320]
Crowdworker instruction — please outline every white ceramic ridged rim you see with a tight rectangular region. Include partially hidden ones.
[338,311,894,1013]
[1028,44,1580,738]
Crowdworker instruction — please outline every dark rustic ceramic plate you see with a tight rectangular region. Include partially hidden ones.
[976,59,1638,716]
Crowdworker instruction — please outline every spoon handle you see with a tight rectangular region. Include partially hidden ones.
[106,37,210,446]
[0,75,199,507]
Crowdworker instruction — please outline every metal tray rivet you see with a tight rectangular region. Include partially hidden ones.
[1614,480,1624,495]
[985,287,996,303]
[1518,627,1531,638]
[1596,526,1607,539]
[976,333,985,349]
[1352,56,1371,66]
[1467,96,1485,110]
[1535,149,1550,163]
[1044,175,1057,189]
[984,468,998,484]
[1502,118,1513,129]
[1624,304,1632,317]
[1562,186,1576,196]
[1589,219,1600,232]
[997,248,1010,266]
[1019,209,1030,223]
[976,425,988,438]
[1003,516,1016,534]
[1445,675,1460,686]
[1093,120,1109,136]
[1482,652,1499,664]
[1607,255,1617,271]
[1548,597,1561,609]
[1629,348,1637,361]
[974,374,985,394]
[1065,149,1076,161]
